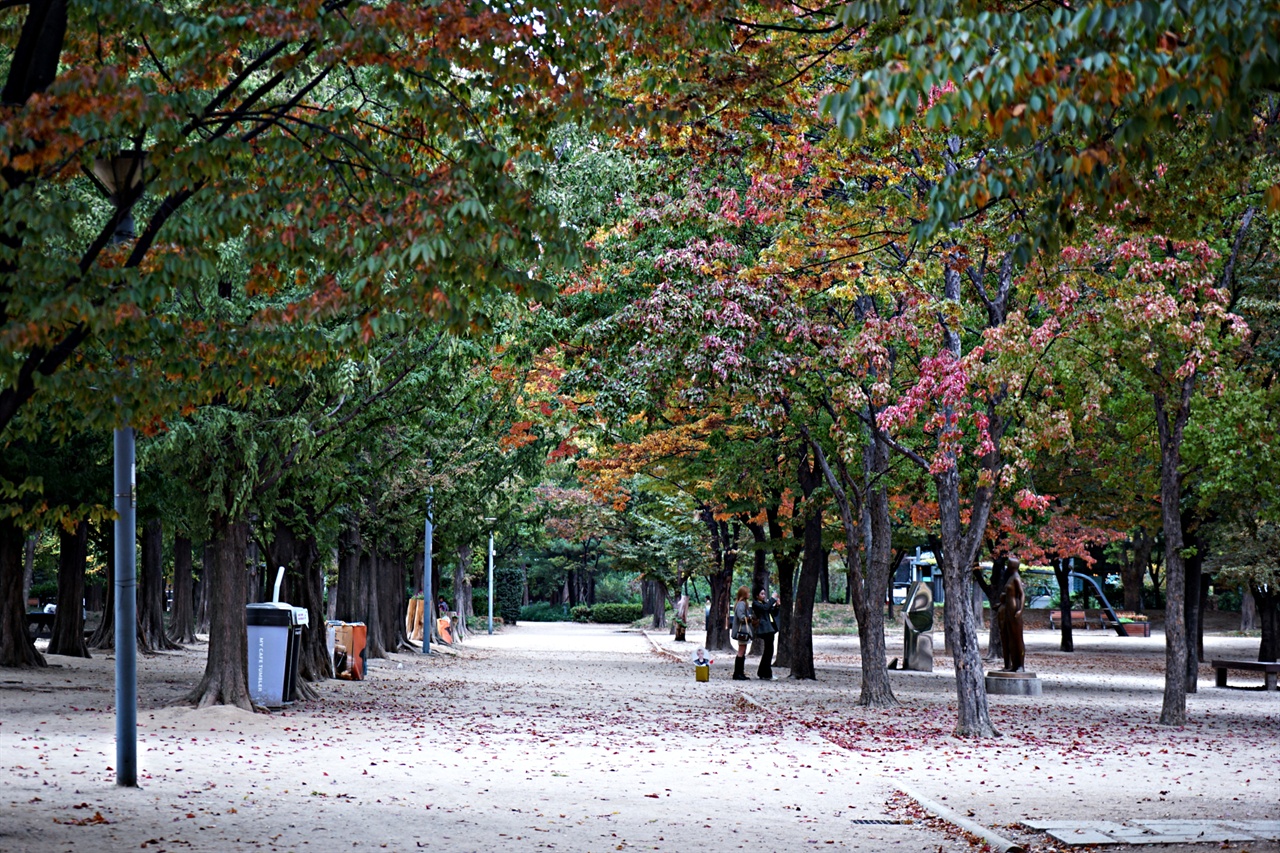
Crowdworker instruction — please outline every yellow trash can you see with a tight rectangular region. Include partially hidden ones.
[695,664,710,682]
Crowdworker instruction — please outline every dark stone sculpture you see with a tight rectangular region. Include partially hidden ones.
[903,580,934,672]
[997,557,1026,672]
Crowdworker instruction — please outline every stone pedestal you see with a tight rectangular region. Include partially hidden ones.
[985,670,1042,696]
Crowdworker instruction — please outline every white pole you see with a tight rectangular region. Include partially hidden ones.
[487,529,494,635]
[422,493,433,655]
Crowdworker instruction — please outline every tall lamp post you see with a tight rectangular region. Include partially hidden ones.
[421,491,433,656]
[484,517,496,635]
[88,151,146,789]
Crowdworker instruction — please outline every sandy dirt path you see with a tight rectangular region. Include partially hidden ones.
[1,623,952,852]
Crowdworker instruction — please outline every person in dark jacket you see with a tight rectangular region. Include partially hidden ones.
[752,588,780,680]
[732,586,752,680]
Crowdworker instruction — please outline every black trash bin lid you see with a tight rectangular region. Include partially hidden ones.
[247,602,294,627]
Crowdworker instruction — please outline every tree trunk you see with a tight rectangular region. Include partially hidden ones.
[788,446,823,681]
[799,423,897,704]
[936,466,998,737]
[855,433,898,707]
[1054,560,1074,653]
[790,505,822,680]
[976,557,1009,662]
[194,541,211,634]
[22,533,35,609]
[168,535,196,644]
[293,531,330,683]
[767,501,799,669]
[818,550,830,605]
[701,510,737,652]
[1184,552,1203,692]
[0,516,44,667]
[246,538,262,604]
[1253,583,1278,663]
[183,515,252,709]
[48,520,90,658]
[747,521,768,654]
[138,518,180,651]
[1154,381,1191,726]
[1124,529,1153,613]
[642,578,667,630]
[455,542,472,630]
[378,550,410,653]
[357,545,386,659]
[262,523,329,695]
[1240,586,1257,632]
[336,513,361,623]
[89,522,115,650]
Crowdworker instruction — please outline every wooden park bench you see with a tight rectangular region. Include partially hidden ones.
[25,612,55,640]
[1211,659,1279,691]
[1048,610,1089,630]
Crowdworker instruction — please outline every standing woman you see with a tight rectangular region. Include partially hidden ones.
[752,587,780,680]
[732,586,752,680]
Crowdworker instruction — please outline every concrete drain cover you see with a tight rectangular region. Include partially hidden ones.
[1024,819,1280,846]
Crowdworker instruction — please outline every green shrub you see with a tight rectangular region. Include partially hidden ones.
[590,603,643,624]
[495,565,523,626]
[28,580,57,603]
[571,604,592,623]
[520,602,571,622]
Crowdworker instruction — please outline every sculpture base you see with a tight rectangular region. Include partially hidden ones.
[985,670,1042,696]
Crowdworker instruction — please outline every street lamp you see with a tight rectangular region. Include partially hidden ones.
[484,518,497,635]
[422,491,434,655]
[87,152,146,243]
[89,151,146,790]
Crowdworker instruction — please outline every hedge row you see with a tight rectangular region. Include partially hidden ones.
[571,603,644,624]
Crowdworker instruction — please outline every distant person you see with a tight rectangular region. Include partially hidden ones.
[732,586,753,680]
[437,596,449,617]
[752,588,780,680]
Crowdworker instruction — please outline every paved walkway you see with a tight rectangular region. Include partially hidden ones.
[3,621,1276,851]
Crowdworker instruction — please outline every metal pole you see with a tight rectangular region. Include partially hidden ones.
[422,495,433,655]
[487,529,494,635]
[113,426,137,787]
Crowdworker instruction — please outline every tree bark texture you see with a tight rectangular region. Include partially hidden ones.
[48,520,89,658]
[455,542,472,629]
[22,533,35,608]
[767,501,799,669]
[936,466,999,737]
[377,550,410,653]
[1154,381,1191,727]
[183,515,252,709]
[642,579,667,630]
[1054,560,1074,653]
[701,509,736,652]
[789,448,823,681]
[357,547,386,659]
[262,524,330,691]
[746,521,767,655]
[1253,583,1278,663]
[856,431,898,706]
[139,518,180,651]
[168,535,197,644]
[1240,587,1257,632]
[976,557,1010,662]
[1123,529,1153,613]
[0,516,44,667]
[194,541,211,634]
[89,522,115,650]
[335,513,361,623]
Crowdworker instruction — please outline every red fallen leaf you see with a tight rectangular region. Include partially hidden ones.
[644,793,659,798]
